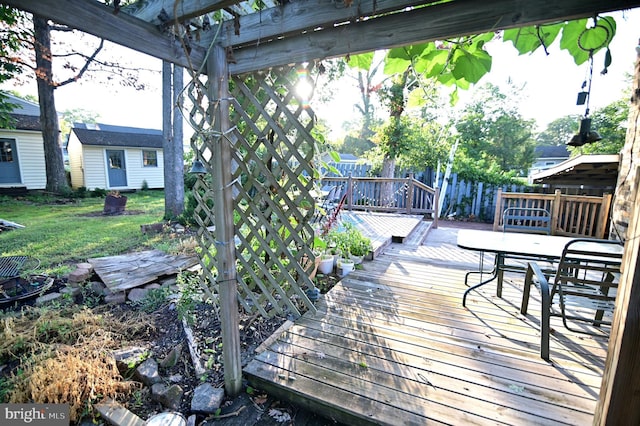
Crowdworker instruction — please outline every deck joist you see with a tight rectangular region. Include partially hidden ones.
[245,248,608,425]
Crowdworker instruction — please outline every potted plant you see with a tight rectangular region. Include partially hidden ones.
[317,253,335,275]
[336,256,355,277]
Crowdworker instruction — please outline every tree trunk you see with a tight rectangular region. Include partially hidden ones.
[162,61,185,219]
[34,15,68,194]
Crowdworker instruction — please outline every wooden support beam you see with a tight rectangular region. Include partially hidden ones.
[203,0,429,49]
[227,0,640,74]
[3,0,205,70]
[123,0,239,26]
[208,44,242,397]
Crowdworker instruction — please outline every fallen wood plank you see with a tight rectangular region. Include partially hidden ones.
[89,250,198,292]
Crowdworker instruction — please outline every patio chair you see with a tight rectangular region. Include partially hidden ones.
[502,207,551,235]
[520,238,623,360]
[312,185,342,224]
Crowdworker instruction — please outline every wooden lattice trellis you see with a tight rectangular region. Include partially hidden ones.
[187,62,318,319]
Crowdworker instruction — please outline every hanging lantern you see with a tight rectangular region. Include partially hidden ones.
[188,159,207,174]
[567,117,602,147]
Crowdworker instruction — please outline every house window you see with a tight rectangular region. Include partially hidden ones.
[143,150,157,167]
[1,139,14,162]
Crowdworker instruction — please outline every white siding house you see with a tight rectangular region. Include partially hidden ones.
[0,95,47,191]
[68,123,164,190]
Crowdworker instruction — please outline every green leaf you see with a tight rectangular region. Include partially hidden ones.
[346,52,374,71]
[449,87,459,105]
[407,88,427,108]
[451,48,492,84]
[560,19,591,65]
[383,55,411,75]
[388,43,434,60]
[504,23,562,55]
[419,49,450,78]
[329,150,341,162]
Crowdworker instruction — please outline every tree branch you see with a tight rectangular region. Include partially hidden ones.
[56,38,104,87]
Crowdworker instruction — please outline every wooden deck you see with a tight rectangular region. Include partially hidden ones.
[245,229,609,425]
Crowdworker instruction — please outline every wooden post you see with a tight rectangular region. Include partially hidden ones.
[492,188,502,232]
[208,44,242,397]
[347,173,353,211]
[433,187,439,229]
[406,173,414,214]
[596,193,613,239]
[550,189,562,236]
[594,169,640,424]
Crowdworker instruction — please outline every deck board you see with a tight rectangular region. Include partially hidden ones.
[245,228,610,425]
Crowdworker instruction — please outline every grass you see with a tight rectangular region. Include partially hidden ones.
[0,190,184,274]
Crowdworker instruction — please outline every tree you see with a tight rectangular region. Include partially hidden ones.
[455,83,537,178]
[0,6,26,127]
[573,98,628,155]
[536,116,580,146]
[1,8,150,193]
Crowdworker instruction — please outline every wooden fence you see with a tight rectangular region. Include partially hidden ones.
[493,189,612,238]
[321,174,439,227]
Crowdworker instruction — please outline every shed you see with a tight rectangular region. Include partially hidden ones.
[530,154,620,194]
[0,94,47,192]
[68,123,164,190]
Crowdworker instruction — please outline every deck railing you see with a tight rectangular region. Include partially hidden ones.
[493,188,612,238]
[321,174,439,228]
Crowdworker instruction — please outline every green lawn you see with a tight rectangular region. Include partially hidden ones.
[0,191,184,275]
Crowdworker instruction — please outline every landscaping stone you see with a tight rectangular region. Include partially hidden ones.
[160,277,177,287]
[151,383,183,410]
[35,292,62,306]
[76,262,94,273]
[104,292,126,304]
[68,267,92,284]
[146,412,186,426]
[127,288,149,303]
[94,399,144,426]
[145,283,162,290]
[60,286,82,297]
[134,358,161,386]
[159,343,182,368]
[90,281,107,296]
[187,414,196,426]
[112,346,148,374]
[190,383,225,414]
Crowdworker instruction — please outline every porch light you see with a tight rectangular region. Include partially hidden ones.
[189,159,207,174]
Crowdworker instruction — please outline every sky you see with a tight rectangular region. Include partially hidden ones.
[4,7,640,138]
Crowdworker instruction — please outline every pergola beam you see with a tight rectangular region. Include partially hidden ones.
[228,0,640,74]
[123,0,239,26]
[2,0,205,70]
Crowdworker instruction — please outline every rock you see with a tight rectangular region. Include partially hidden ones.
[104,292,126,304]
[134,358,161,386]
[68,267,92,284]
[112,346,149,375]
[190,383,225,414]
[159,343,182,368]
[76,262,94,273]
[35,292,62,306]
[127,288,149,303]
[90,281,107,296]
[145,283,162,290]
[94,399,144,426]
[168,374,183,383]
[160,277,177,287]
[146,412,186,426]
[187,414,196,426]
[151,383,183,410]
[60,286,81,297]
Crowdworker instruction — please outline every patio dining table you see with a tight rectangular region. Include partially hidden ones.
[456,229,623,307]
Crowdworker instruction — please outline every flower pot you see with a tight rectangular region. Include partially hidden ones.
[350,254,364,265]
[337,259,355,277]
[317,256,334,275]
